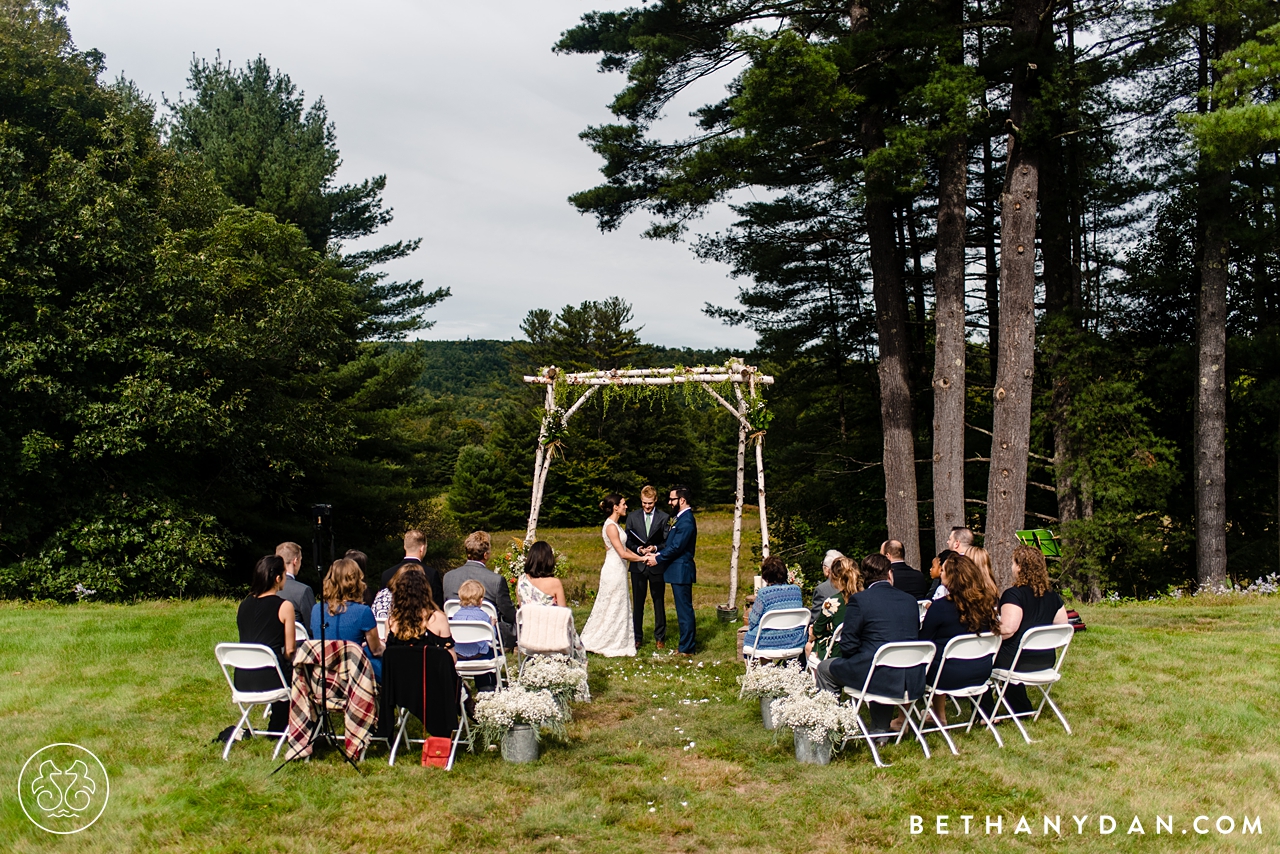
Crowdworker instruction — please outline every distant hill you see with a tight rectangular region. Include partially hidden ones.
[407,339,744,399]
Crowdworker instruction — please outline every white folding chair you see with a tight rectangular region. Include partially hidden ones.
[294,622,309,642]
[839,641,936,767]
[214,643,291,761]
[990,624,1075,743]
[515,604,578,675]
[443,599,461,618]
[743,607,811,666]
[918,600,931,624]
[449,619,507,690]
[910,632,1002,754]
[375,618,388,643]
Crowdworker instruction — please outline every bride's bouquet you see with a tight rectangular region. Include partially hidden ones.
[492,539,571,586]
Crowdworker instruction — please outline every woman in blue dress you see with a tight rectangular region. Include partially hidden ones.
[745,556,806,656]
[310,558,385,681]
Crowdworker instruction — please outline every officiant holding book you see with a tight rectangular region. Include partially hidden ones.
[625,485,669,649]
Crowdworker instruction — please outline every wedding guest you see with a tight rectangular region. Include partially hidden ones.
[809,549,845,617]
[947,526,974,555]
[372,530,443,609]
[968,546,996,587]
[987,545,1069,715]
[745,556,806,655]
[515,541,588,665]
[371,562,412,621]
[815,553,926,733]
[517,541,567,607]
[311,558,384,681]
[916,553,1000,724]
[806,556,862,662]
[236,555,297,732]
[386,567,456,661]
[444,531,516,648]
[273,541,315,627]
[883,539,929,599]
[928,549,958,600]
[453,580,496,650]
[344,549,369,576]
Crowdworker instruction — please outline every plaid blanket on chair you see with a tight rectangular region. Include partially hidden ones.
[283,640,379,761]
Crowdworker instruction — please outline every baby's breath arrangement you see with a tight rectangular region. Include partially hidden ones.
[472,685,565,747]
[737,660,813,700]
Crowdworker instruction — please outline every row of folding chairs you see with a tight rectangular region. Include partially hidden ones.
[841,624,1076,766]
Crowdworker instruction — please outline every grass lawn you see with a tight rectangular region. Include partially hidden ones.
[3,530,1279,851]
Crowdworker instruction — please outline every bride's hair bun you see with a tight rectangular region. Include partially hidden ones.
[600,493,623,516]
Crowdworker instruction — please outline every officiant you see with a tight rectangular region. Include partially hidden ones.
[625,485,669,649]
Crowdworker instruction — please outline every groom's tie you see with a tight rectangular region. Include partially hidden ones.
[645,512,652,537]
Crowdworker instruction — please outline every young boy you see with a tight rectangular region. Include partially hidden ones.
[453,579,497,690]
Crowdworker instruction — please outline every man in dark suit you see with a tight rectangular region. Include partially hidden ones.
[442,530,516,649]
[816,553,927,732]
[274,541,315,628]
[625,485,670,649]
[373,529,444,608]
[882,539,929,600]
[646,485,697,655]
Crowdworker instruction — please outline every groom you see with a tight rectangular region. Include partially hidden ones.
[646,485,697,655]
[625,485,669,649]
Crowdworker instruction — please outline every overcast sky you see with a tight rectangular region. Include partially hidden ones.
[65,1,756,350]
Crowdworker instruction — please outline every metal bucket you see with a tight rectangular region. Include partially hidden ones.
[501,724,540,763]
[761,696,777,730]
[793,729,832,765]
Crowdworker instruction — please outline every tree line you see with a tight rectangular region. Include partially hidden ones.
[553,0,1280,599]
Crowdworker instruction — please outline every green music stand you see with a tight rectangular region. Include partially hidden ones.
[1015,529,1061,558]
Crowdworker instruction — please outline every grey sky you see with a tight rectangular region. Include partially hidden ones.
[65,1,756,350]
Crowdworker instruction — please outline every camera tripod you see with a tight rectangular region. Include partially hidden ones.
[273,504,361,774]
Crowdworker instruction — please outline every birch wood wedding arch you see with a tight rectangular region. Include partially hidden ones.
[522,360,774,611]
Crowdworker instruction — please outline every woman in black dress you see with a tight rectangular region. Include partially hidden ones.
[917,553,1000,724]
[235,555,298,732]
[993,544,1069,714]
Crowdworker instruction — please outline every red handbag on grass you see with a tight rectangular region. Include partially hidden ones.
[421,736,451,767]
[419,648,452,767]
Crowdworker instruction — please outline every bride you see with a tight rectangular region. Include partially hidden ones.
[580,493,644,657]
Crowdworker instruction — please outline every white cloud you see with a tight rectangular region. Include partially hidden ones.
[65,0,757,350]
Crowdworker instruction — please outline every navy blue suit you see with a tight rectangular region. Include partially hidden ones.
[820,580,927,730]
[655,509,697,652]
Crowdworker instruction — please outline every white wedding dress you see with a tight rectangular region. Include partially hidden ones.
[579,519,636,657]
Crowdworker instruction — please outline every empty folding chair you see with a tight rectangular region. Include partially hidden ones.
[910,632,1002,754]
[743,607,812,667]
[839,641,935,767]
[215,643,291,761]
[990,624,1075,743]
[449,619,507,691]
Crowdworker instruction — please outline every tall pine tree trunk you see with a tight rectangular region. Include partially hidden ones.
[869,191,922,571]
[984,0,1052,590]
[855,0,920,570]
[931,0,968,554]
[1194,23,1231,590]
[933,132,967,554]
[1196,164,1229,589]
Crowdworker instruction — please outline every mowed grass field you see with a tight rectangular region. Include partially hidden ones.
[2,518,1279,852]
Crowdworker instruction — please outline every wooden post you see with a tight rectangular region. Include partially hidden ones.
[755,438,770,559]
[729,420,748,610]
[525,382,556,545]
